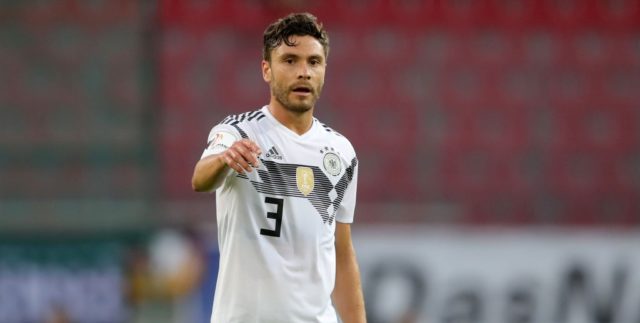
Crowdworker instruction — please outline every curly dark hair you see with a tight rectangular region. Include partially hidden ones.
[262,12,329,62]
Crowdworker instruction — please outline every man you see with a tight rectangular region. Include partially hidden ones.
[192,12,366,323]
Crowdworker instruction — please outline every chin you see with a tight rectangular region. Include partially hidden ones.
[285,104,313,113]
[282,98,315,113]
[274,93,316,113]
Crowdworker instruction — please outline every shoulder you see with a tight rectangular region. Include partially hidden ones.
[316,119,356,157]
[209,109,266,140]
[218,109,266,127]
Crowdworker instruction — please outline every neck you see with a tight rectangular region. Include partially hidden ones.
[268,101,314,136]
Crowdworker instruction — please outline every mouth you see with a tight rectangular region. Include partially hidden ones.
[291,85,313,95]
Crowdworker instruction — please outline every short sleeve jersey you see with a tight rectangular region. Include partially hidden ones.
[201,106,359,323]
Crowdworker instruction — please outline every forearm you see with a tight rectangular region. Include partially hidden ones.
[191,154,228,192]
[333,244,366,323]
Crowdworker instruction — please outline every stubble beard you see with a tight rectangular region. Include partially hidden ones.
[272,82,323,114]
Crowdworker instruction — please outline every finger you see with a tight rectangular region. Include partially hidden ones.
[236,141,260,167]
[240,139,262,155]
[223,153,246,174]
[233,144,259,168]
[247,141,262,166]
[231,149,253,172]
[223,154,243,174]
[226,149,252,173]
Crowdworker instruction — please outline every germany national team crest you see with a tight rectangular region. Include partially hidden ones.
[323,152,342,176]
[296,167,314,196]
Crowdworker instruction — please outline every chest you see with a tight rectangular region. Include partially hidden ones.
[253,132,347,184]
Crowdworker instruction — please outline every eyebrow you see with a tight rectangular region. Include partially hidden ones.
[279,53,324,62]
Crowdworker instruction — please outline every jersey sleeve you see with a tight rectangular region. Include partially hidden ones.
[335,156,359,224]
[199,123,242,192]
[201,124,241,159]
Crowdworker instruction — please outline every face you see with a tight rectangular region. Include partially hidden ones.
[262,35,326,113]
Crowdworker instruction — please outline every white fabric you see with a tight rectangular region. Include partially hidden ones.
[203,106,358,323]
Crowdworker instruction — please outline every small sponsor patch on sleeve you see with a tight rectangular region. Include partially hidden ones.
[208,130,238,154]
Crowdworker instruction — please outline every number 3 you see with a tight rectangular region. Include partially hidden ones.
[260,197,283,237]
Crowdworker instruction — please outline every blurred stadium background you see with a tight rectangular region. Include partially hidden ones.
[1,0,639,322]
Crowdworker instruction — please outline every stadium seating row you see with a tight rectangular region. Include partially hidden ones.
[157,0,640,225]
[0,1,152,202]
[1,0,637,225]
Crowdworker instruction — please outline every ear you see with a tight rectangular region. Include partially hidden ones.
[262,60,271,83]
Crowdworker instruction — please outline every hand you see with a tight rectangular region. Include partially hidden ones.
[221,139,262,174]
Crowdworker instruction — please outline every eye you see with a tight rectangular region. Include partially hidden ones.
[284,58,294,64]
[310,59,321,66]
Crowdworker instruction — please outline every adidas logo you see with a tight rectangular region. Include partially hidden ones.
[265,146,283,160]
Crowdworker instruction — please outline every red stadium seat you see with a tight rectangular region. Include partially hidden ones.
[154,0,640,226]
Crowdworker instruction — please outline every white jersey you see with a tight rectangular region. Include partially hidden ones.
[201,106,359,323]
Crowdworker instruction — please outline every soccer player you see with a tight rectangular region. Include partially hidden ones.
[192,12,366,323]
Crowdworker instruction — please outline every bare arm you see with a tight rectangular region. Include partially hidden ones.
[191,139,262,192]
[333,222,366,323]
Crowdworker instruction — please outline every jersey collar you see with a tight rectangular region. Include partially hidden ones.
[261,105,318,140]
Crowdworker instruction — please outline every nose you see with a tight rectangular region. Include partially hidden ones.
[297,64,311,80]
